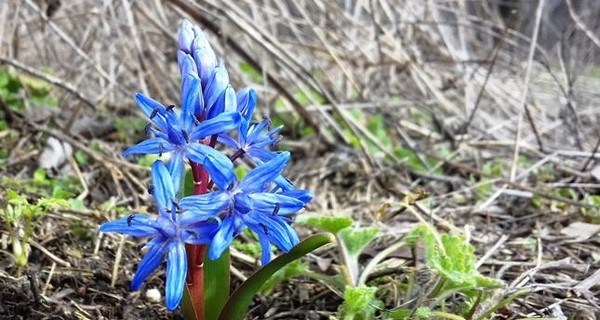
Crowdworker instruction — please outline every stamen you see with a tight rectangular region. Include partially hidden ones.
[150,107,160,119]
[172,199,181,210]
[147,185,155,195]
[158,143,165,157]
[260,223,269,235]
[127,214,135,226]
[186,230,199,238]
[167,105,176,112]
[272,203,281,216]
[144,123,152,135]
[182,130,189,143]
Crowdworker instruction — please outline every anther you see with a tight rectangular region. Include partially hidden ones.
[260,223,269,235]
[127,214,135,226]
[182,130,189,143]
[150,107,160,119]
[167,105,176,112]
[158,143,165,157]
[272,203,281,216]
[172,199,181,210]
[147,185,155,195]
[187,230,199,238]
[144,123,152,135]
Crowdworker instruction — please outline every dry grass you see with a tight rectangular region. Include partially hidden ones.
[1,0,600,319]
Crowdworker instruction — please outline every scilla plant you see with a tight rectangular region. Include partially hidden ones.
[99,20,333,320]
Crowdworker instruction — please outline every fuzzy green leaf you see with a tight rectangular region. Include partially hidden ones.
[338,227,379,258]
[338,285,382,320]
[296,215,353,234]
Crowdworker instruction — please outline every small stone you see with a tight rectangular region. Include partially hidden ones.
[145,288,161,303]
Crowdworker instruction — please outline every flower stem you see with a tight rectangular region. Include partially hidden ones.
[185,162,210,320]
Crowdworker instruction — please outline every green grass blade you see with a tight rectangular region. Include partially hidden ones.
[218,233,335,320]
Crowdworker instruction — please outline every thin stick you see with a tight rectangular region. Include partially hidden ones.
[509,0,545,182]
[41,262,56,296]
[110,235,126,288]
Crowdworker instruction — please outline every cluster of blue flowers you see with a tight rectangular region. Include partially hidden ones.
[100,20,312,310]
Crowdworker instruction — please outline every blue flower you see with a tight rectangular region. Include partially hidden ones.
[218,88,283,164]
[100,161,219,310]
[179,152,312,266]
[123,91,241,189]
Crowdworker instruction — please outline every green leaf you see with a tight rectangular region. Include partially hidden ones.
[259,260,309,294]
[205,248,231,320]
[338,227,379,257]
[218,233,335,320]
[415,226,503,296]
[33,168,48,184]
[338,285,382,320]
[239,62,263,83]
[74,150,88,166]
[296,215,353,234]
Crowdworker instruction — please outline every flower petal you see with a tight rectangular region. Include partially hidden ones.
[135,93,169,131]
[192,32,217,86]
[236,87,257,121]
[203,64,229,111]
[179,191,230,222]
[240,152,290,192]
[167,152,185,193]
[247,148,277,164]
[249,193,306,215]
[207,85,236,119]
[217,133,240,150]
[189,112,241,141]
[151,160,176,216]
[131,239,168,290]
[181,75,202,131]
[99,214,158,237]
[178,52,198,78]
[165,241,187,310]
[123,137,174,157]
[184,221,220,245]
[178,20,195,53]
[186,143,235,190]
[256,230,272,266]
[208,216,237,260]
[277,189,313,204]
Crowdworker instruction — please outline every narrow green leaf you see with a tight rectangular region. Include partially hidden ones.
[181,286,197,320]
[218,233,335,320]
[296,215,353,234]
[259,260,309,294]
[204,248,230,320]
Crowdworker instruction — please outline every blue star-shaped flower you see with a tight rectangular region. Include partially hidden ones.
[179,152,312,266]
[123,89,241,189]
[218,88,283,164]
[100,160,219,310]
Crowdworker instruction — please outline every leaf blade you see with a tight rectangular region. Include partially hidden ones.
[218,233,335,320]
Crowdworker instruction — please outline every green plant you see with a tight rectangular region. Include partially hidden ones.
[0,190,69,274]
[296,191,509,320]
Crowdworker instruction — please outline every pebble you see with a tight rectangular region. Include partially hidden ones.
[145,288,161,303]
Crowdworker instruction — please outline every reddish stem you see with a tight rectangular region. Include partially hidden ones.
[186,162,210,319]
